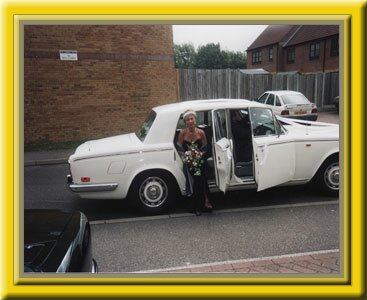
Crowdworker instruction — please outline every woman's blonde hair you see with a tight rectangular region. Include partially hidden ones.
[182,110,197,122]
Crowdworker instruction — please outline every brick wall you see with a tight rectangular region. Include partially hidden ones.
[247,48,277,72]
[254,46,278,73]
[281,39,338,73]
[24,25,177,144]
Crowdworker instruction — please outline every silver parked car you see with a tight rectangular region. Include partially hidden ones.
[256,90,318,121]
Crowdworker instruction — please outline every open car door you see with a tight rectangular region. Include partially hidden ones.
[250,107,295,191]
[212,109,232,193]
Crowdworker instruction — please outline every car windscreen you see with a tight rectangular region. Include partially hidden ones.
[135,110,156,142]
[250,107,278,137]
[281,94,310,105]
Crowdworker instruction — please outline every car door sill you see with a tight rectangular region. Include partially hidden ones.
[208,179,257,192]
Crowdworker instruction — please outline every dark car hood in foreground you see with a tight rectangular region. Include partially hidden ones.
[24,209,88,272]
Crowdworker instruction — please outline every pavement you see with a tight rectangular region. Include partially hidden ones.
[24,148,74,166]
[23,111,341,274]
[141,250,340,274]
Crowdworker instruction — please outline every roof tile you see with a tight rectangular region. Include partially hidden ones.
[247,25,339,51]
[247,25,297,50]
[284,25,339,47]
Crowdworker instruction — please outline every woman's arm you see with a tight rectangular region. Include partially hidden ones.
[199,129,208,155]
[177,129,185,158]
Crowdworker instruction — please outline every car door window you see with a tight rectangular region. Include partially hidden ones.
[257,93,268,104]
[176,110,212,129]
[275,96,282,106]
[250,108,276,137]
[265,94,275,106]
[135,110,157,142]
[213,110,227,142]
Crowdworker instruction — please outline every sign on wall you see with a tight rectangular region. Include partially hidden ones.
[59,50,78,61]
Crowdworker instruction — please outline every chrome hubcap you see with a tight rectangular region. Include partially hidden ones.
[139,177,168,208]
[324,162,339,190]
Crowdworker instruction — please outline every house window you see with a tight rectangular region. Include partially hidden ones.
[252,50,262,64]
[269,47,273,62]
[331,37,339,56]
[310,42,320,59]
[287,48,295,63]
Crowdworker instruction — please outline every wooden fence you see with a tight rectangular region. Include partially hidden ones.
[177,69,339,108]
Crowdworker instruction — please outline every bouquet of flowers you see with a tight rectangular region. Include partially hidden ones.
[183,142,204,176]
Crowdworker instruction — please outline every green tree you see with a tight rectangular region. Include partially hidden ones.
[174,42,247,69]
[222,51,247,69]
[174,43,196,68]
[195,43,224,69]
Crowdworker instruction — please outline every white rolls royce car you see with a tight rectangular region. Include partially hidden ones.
[67,99,339,214]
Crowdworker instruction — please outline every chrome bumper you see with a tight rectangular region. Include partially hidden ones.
[67,174,118,192]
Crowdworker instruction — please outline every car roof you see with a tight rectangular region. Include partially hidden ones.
[144,99,268,144]
[153,99,264,114]
[265,90,303,96]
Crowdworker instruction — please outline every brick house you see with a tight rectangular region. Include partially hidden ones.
[24,25,177,145]
[246,25,339,73]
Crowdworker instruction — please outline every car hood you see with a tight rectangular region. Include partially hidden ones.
[69,133,141,162]
[278,117,339,139]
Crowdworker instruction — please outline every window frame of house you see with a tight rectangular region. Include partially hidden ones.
[287,48,295,63]
[268,47,273,62]
[309,41,321,60]
[252,50,262,64]
[330,36,339,57]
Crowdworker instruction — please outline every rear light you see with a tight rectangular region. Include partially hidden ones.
[281,110,289,116]
[81,177,90,182]
[312,108,318,114]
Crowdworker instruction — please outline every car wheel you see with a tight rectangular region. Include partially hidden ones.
[130,170,177,215]
[316,157,339,196]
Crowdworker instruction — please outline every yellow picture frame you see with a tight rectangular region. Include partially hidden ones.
[1,0,365,298]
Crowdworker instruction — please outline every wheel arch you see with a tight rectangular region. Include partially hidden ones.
[312,151,339,181]
[127,168,183,214]
[309,149,339,182]
[127,167,182,198]
[311,151,339,196]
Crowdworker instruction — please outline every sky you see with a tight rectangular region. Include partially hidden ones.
[172,25,268,53]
